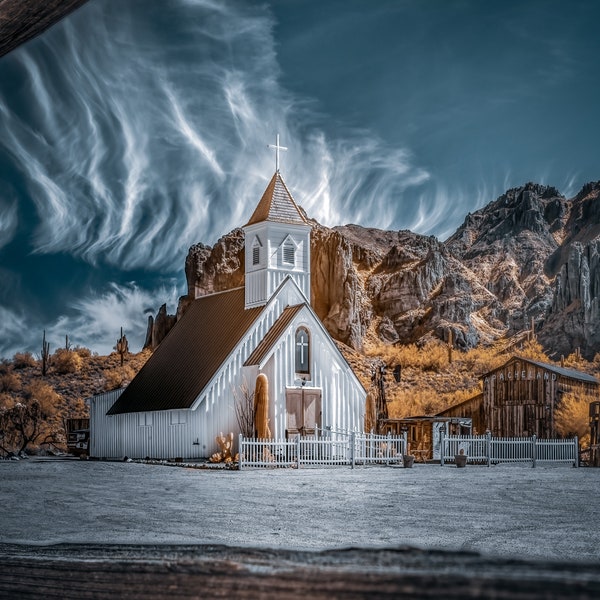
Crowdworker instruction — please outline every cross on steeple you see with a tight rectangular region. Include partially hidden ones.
[268,134,287,172]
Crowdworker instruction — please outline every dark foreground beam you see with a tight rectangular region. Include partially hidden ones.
[0,0,89,58]
[1,544,599,599]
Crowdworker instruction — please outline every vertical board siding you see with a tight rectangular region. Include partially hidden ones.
[483,358,599,437]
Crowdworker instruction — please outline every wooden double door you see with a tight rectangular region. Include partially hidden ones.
[286,388,322,436]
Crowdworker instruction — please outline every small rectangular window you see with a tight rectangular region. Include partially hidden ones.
[252,246,260,265]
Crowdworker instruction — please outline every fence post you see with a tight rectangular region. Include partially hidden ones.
[387,432,391,466]
[351,431,355,469]
[403,431,408,458]
[238,434,244,471]
[440,432,445,467]
[297,434,301,469]
[574,436,579,468]
[486,431,491,467]
[532,434,537,468]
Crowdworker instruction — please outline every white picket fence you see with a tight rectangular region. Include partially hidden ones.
[441,434,579,467]
[239,428,408,469]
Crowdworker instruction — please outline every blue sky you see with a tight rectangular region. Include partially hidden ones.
[0,0,598,356]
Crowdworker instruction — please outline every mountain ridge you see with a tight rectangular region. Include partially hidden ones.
[147,180,600,360]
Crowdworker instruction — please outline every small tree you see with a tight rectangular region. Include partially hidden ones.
[234,379,255,438]
[1,382,63,453]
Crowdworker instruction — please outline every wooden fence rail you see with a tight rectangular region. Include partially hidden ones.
[441,434,579,467]
[239,429,408,470]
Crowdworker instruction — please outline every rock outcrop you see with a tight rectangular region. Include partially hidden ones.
[145,180,600,359]
[540,182,600,357]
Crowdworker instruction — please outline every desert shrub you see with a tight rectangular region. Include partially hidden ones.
[74,346,92,359]
[516,339,551,363]
[562,349,587,370]
[387,385,482,420]
[419,341,449,372]
[12,352,37,369]
[53,348,83,374]
[0,371,21,393]
[458,345,506,375]
[555,392,594,441]
[26,381,62,414]
[369,340,449,372]
[0,392,16,410]
[103,366,135,391]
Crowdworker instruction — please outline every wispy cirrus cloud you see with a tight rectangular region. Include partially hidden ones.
[0,0,430,276]
[0,197,17,250]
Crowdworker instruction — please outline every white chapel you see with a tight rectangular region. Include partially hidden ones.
[90,155,367,459]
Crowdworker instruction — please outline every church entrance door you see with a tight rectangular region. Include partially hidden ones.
[286,388,322,436]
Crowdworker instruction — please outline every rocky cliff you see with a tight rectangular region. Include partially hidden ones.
[145,181,600,359]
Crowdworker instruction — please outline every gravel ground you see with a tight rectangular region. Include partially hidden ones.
[1,458,599,561]
[2,459,600,598]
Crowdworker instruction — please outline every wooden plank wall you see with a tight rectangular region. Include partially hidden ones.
[483,359,598,437]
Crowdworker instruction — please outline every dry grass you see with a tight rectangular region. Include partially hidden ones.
[555,392,595,446]
[363,337,583,420]
[0,348,151,454]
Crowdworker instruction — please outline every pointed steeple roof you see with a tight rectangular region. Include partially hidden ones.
[245,172,308,226]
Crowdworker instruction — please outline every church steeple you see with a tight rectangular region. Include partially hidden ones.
[243,168,311,309]
[245,171,308,227]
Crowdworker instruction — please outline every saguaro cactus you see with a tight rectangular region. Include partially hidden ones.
[115,327,129,367]
[41,330,50,376]
[254,373,271,439]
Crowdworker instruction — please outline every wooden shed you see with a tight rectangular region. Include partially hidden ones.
[380,417,472,462]
[482,357,599,438]
[437,394,485,434]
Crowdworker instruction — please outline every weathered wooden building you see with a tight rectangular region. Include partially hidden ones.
[437,394,485,434]
[380,417,472,461]
[482,357,598,437]
[438,357,599,439]
[90,170,366,460]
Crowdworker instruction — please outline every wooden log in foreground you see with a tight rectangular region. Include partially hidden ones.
[0,0,89,58]
[0,544,599,599]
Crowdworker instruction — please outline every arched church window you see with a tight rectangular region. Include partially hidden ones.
[283,241,295,266]
[295,327,310,374]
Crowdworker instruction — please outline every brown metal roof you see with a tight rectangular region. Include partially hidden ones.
[245,172,308,226]
[244,304,305,366]
[107,288,263,415]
